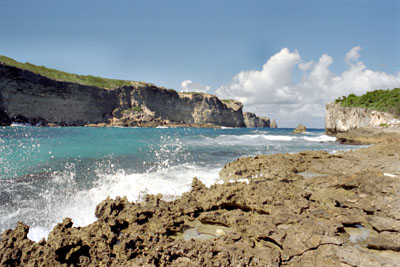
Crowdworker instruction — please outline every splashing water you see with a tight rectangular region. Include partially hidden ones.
[0,126,355,241]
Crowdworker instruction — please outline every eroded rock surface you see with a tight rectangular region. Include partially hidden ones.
[243,112,271,128]
[1,137,400,266]
[292,124,306,133]
[325,102,399,134]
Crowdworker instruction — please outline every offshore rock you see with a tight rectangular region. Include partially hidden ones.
[292,123,306,133]
[1,132,399,266]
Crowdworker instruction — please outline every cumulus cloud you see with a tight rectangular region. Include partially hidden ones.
[216,47,400,127]
[345,46,362,65]
[180,80,210,92]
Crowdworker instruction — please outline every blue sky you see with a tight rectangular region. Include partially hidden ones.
[1,0,399,127]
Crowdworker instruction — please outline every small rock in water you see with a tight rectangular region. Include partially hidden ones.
[293,124,307,133]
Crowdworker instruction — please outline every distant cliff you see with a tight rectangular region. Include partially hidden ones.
[0,60,275,128]
[325,103,399,134]
[243,112,277,128]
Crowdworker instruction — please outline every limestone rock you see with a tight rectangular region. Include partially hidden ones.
[325,102,399,134]
[292,124,306,133]
[270,119,277,128]
[243,112,271,128]
[0,64,117,126]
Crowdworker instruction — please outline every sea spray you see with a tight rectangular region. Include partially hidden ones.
[0,127,356,241]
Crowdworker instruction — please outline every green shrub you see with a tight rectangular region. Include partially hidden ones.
[335,88,400,116]
[133,106,143,112]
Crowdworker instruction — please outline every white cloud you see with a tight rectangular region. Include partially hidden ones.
[180,80,210,92]
[299,60,314,71]
[344,46,362,65]
[216,46,400,127]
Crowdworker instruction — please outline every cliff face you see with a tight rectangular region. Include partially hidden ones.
[270,119,277,128]
[0,63,254,127]
[325,102,398,134]
[112,87,246,127]
[0,64,117,126]
[243,112,270,128]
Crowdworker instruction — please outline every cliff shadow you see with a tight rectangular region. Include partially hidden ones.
[0,91,11,126]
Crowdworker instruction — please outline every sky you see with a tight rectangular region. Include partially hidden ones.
[1,0,399,127]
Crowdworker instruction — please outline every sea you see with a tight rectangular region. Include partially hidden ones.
[0,125,356,242]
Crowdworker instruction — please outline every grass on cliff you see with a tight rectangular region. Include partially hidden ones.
[0,55,137,89]
[335,88,400,116]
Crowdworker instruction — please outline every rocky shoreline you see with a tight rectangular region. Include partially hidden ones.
[1,128,400,266]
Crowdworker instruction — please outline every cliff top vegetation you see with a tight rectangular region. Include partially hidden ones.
[335,88,400,116]
[0,55,150,89]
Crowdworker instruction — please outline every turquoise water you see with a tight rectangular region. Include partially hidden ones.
[0,126,355,241]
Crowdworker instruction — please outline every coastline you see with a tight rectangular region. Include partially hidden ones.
[1,128,399,266]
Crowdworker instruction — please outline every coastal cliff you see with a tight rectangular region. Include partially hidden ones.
[0,60,278,128]
[325,102,399,134]
[0,63,117,126]
[109,86,246,127]
[243,112,275,128]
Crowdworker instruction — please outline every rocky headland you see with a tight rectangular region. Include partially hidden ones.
[326,101,400,135]
[326,98,400,145]
[0,58,274,128]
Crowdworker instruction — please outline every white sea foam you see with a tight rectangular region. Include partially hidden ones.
[27,163,220,241]
[10,122,30,127]
[302,134,337,142]
[216,134,294,143]
[262,135,293,141]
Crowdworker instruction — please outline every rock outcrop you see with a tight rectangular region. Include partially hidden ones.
[270,119,277,128]
[325,102,399,134]
[1,138,400,266]
[292,124,306,133]
[0,63,249,127]
[243,112,270,128]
